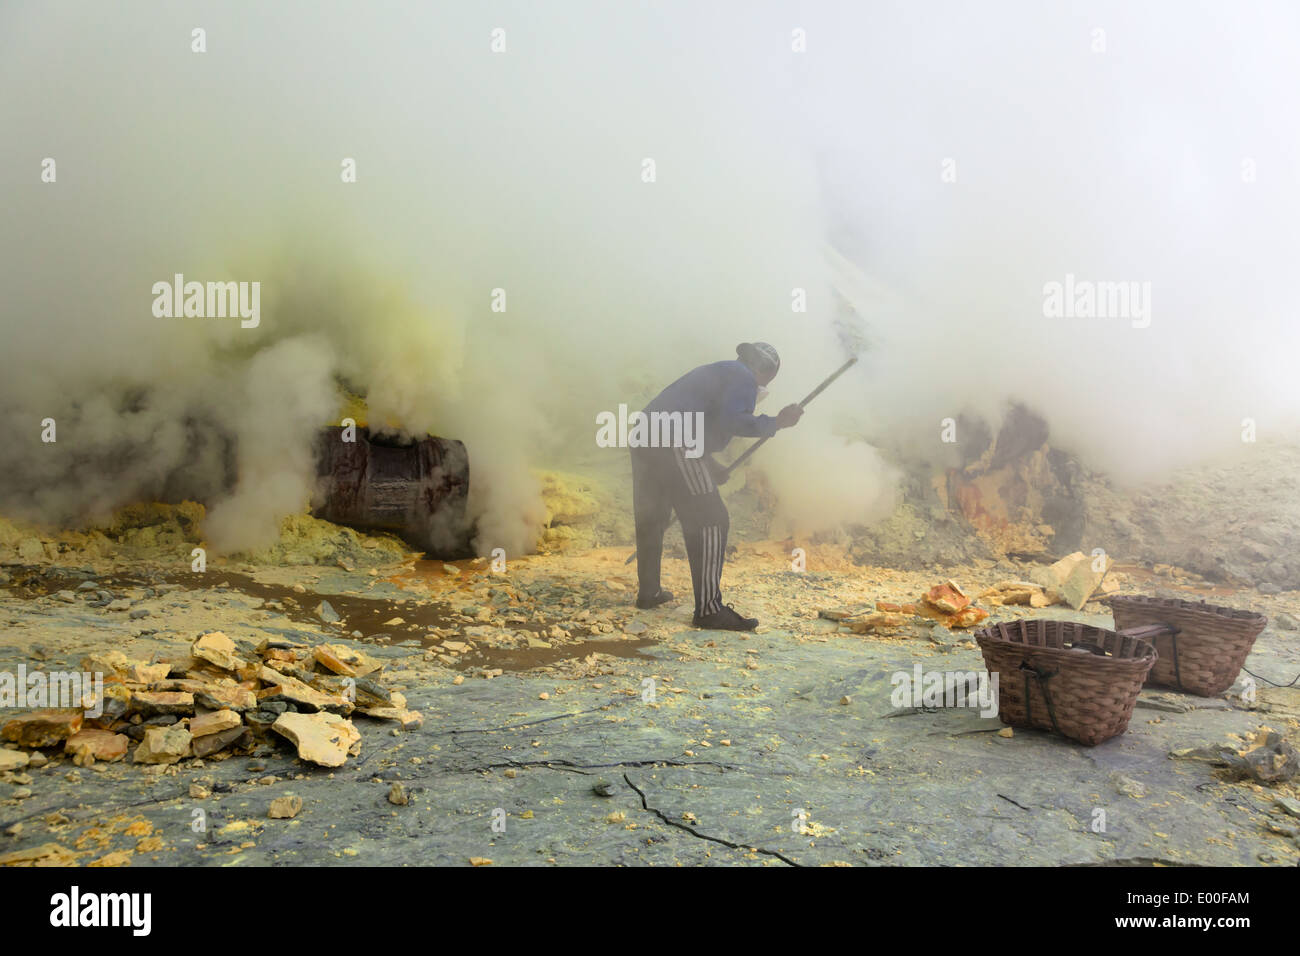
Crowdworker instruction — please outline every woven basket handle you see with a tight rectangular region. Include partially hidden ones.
[1117,623,1176,642]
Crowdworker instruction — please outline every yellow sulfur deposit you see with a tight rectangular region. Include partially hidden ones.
[536,470,617,552]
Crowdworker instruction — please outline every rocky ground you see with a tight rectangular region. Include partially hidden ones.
[2,533,1298,867]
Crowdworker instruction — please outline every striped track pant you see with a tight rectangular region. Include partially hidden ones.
[630,445,730,617]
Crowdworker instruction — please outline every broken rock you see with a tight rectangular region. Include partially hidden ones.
[311,673,390,709]
[80,650,131,678]
[0,842,79,867]
[194,685,258,713]
[268,795,303,819]
[1237,730,1299,784]
[272,712,361,767]
[312,643,382,678]
[192,631,242,671]
[1031,551,1109,610]
[845,612,909,634]
[130,691,195,717]
[923,581,970,614]
[979,580,1050,608]
[133,725,192,765]
[1060,556,1110,610]
[0,749,31,772]
[84,684,132,729]
[64,729,129,763]
[129,662,172,684]
[189,709,242,738]
[191,725,248,758]
[258,666,353,714]
[314,600,341,624]
[2,710,84,748]
[943,605,990,628]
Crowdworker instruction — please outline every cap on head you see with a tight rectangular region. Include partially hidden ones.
[737,341,780,379]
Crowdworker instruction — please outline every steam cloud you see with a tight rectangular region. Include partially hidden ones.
[2,1,1297,555]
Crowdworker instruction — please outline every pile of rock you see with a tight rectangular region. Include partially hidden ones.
[979,552,1126,611]
[1017,550,1119,610]
[1170,725,1299,785]
[0,632,422,771]
[1030,551,1110,609]
[822,581,991,634]
[977,580,1053,608]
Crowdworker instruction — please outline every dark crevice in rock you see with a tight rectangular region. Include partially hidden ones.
[622,772,803,867]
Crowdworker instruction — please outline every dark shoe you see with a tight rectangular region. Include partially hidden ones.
[636,589,674,610]
[692,604,758,631]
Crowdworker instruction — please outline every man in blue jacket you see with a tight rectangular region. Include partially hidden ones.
[631,342,803,631]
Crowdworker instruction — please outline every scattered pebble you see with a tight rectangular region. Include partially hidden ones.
[269,795,303,819]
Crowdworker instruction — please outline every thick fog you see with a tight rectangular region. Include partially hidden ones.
[2,1,1297,554]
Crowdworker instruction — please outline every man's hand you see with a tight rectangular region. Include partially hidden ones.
[775,404,804,429]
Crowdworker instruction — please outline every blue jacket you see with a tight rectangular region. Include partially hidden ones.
[644,360,779,455]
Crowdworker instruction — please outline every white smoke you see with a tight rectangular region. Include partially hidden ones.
[798,0,1300,480]
[1,1,1297,555]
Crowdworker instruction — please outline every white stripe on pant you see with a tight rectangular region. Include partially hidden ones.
[670,448,723,616]
[673,449,713,496]
[700,524,722,615]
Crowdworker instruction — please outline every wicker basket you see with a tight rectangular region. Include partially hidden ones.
[974,620,1158,746]
[1107,595,1267,696]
